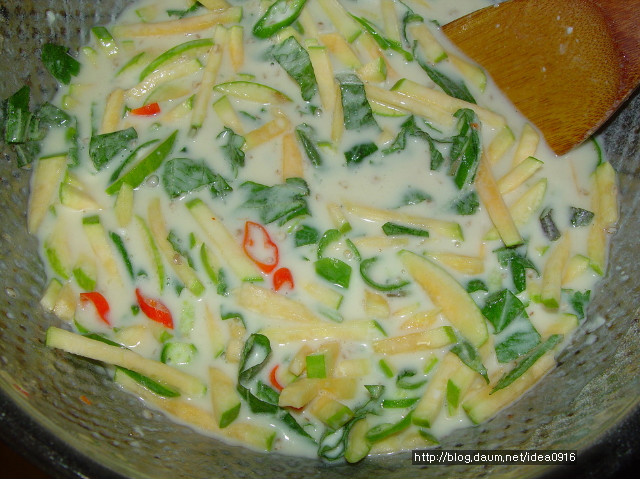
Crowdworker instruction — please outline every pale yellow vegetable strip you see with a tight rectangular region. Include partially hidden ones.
[540,233,571,309]
[319,33,362,69]
[497,156,543,194]
[298,8,319,39]
[212,96,244,134]
[447,53,487,92]
[399,309,440,331]
[281,132,305,180]
[126,57,202,100]
[595,161,619,228]
[512,123,539,166]
[372,327,455,355]
[204,304,227,358]
[148,198,204,296]
[228,25,244,71]
[463,351,556,425]
[40,279,63,313]
[113,7,242,37]
[486,126,515,165]
[562,254,590,283]
[331,82,345,144]
[52,282,77,322]
[114,182,134,228]
[343,200,463,240]
[191,37,226,130]
[28,154,68,233]
[243,112,290,150]
[48,327,206,396]
[355,33,396,78]
[391,79,506,128]
[308,46,336,114]
[114,371,275,451]
[199,0,231,10]
[365,84,454,127]
[317,0,362,43]
[407,22,447,63]
[485,178,547,240]
[381,0,401,42]
[100,88,125,134]
[279,377,357,408]
[427,252,485,275]
[261,320,380,344]
[364,290,390,319]
[587,221,608,275]
[412,352,460,427]
[225,318,246,364]
[237,283,326,324]
[475,155,522,247]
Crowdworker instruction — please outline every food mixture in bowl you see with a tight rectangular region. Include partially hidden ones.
[2,0,618,462]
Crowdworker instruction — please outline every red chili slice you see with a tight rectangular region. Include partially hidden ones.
[80,291,111,326]
[131,102,161,116]
[269,364,284,392]
[273,267,294,292]
[135,288,174,329]
[242,221,279,273]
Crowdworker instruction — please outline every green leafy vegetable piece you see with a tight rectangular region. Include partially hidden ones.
[382,222,429,237]
[89,127,138,171]
[106,130,178,194]
[167,1,202,18]
[294,224,320,247]
[241,177,310,225]
[418,60,475,103]
[162,157,231,199]
[539,207,561,241]
[495,246,539,294]
[345,142,378,165]
[272,36,318,101]
[382,397,419,408]
[109,232,135,279]
[217,127,245,177]
[336,73,378,131]
[492,334,563,392]
[317,229,342,259]
[466,278,488,293]
[383,116,444,170]
[566,289,591,320]
[315,257,351,289]
[396,369,427,390]
[109,139,159,183]
[359,256,410,292]
[481,288,526,334]
[450,339,489,383]
[398,188,433,206]
[349,15,413,61]
[295,123,322,166]
[569,207,595,227]
[400,4,423,44]
[452,190,479,215]
[253,0,308,39]
[483,290,541,363]
[3,86,33,144]
[237,333,278,414]
[365,411,413,443]
[41,43,81,85]
[449,109,481,190]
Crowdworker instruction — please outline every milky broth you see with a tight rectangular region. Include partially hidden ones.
[32,0,615,460]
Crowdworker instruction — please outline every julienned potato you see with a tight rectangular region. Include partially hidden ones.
[4,0,617,461]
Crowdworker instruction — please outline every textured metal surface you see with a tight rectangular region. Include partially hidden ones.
[1,1,639,478]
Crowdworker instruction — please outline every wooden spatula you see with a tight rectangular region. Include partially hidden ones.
[441,0,640,155]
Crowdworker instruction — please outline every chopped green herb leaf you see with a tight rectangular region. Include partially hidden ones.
[294,224,320,247]
[241,177,310,225]
[569,207,595,227]
[450,339,489,383]
[89,127,138,171]
[418,60,476,103]
[315,257,351,289]
[382,222,429,237]
[382,116,444,170]
[336,73,378,131]
[295,123,322,166]
[217,127,245,177]
[449,109,481,190]
[452,190,479,215]
[162,157,231,199]
[272,36,318,101]
[345,142,378,165]
[41,43,81,85]
[539,207,561,241]
[495,246,539,294]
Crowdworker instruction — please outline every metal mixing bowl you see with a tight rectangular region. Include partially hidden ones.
[1,1,639,478]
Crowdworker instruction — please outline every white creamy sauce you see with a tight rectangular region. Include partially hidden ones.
[32,0,615,460]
